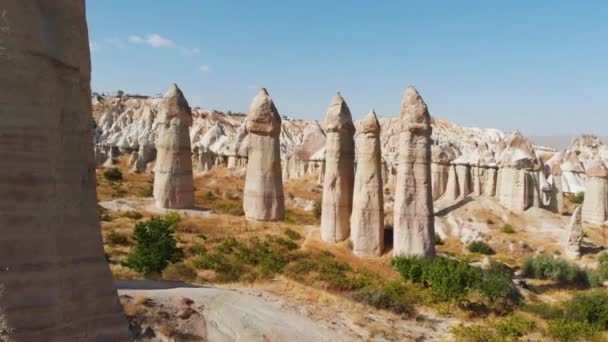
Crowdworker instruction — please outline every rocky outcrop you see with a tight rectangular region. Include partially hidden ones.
[351,110,385,257]
[496,132,539,212]
[565,206,583,259]
[243,89,285,221]
[321,94,355,243]
[582,159,608,225]
[548,163,564,214]
[393,87,436,257]
[0,1,130,340]
[153,84,195,209]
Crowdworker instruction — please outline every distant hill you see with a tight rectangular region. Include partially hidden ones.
[529,135,608,150]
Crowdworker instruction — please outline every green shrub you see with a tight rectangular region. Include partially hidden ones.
[105,230,129,246]
[596,253,608,282]
[122,211,143,220]
[215,203,244,216]
[564,291,608,329]
[162,262,196,282]
[103,167,123,181]
[522,254,589,286]
[285,228,302,240]
[141,184,153,197]
[350,281,416,316]
[315,255,372,291]
[492,315,536,340]
[434,232,444,245]
[98,205,112,222]
[124,216,184,276]
[450,324,499,342]
[500,224,515,234]
[186,243,207,256]
[475,264,521,312]
[284,210,297,224]
[546,319,599,342]
[522,302,564,320]
[203,191,217,202]
[468,241,495,255]
[193,252,243,282]
[572,192,585,204]
[313,201,322,220]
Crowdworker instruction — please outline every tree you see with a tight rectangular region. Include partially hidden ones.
[125,215,184,276]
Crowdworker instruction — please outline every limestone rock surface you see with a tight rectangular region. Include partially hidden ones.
[243,89,285,221]
[321,94,355,242]
[153,84,195,209]
[393,87,436,257]
[582,159,608,225]
[351,110,385,257]
[565,206,583,259]
[0,2,130,340]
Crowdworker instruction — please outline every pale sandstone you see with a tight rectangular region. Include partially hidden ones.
[351,110,385,257]
[582,160,608,225]
[153,84,195,209]
[393,87,436,257]
[321,93,355,242]
[565,206,583,259]
[243,89,285,221]
[0,2,130,340]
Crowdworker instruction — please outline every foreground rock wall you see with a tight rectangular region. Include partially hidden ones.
[0,2,130,340]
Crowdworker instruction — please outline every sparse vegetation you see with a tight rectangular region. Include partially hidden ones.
[522,254,590,286]
[546,319,599,342]
[500,223,515,234]
[284,228,302,240]
[141,184,153,197]
[493,315,536,340]
[124,214,184,276]
[103,167,123,182]
[203,191,217,202]
[468,241,495,255]
[106,230,130,246]
[350,281,416,316]
[313,201,322,219]
[572,191,585,204]
[98,204,112,222]
[214,203,244,216]
[122,211,143,220]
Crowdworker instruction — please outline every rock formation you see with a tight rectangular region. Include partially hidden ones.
[153,84,195,209]
[243,89,285,221]
[0,1,130,340]
[320,93,356,243]
[548,163,564,214]
[393,87,436,257]
[565,206,583,259]
[582,159,608,225]
[496,132,539,212]
[351,110,385,257]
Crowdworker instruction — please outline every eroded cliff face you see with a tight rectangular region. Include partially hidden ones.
[92,94,605,202]
[0,2,130,340]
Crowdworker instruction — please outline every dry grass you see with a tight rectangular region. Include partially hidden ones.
[97,156,153,201]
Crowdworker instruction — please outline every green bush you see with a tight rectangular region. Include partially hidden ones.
[500,224,515,234]
[492,315,536,340]
[468,241,495,255]
[350,281,416,317]
[522,254,589,286]
[522,302,564,320]
[475,264,521,312]
[315,255,372,291]
[122,211,143,220]
[564,291,608,329]
[313,201,322,220]
[572,192,585,204]
[124,216,184,276]
[434,232,444,245]
[450,324,499,342]
[203,191,217,202]
[596,253,608,282]
[285,228,302,240]
[546,319,599,342]
[103,167,123,181]
[105,230,129,246]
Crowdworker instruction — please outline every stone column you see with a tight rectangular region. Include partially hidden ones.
[455,163,471,199]
[351,110,385,257]
[321,93,355,242]
[549,164,564,214]
[582,160,608,225]
[0,1,130,340]
[443,164,460,201]
[243,89,285,221]
[565,206,583,259]
[483,166,498,197]
[393,87,436,257]
[153,84,195,209]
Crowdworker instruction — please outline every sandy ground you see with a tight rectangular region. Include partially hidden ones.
[117,280,456,342]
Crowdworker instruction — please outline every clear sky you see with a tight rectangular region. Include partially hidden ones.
[86,1,607,135]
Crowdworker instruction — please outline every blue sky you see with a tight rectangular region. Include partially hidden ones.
[86,1,607,135]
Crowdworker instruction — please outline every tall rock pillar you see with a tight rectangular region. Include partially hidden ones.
[565,206,583,259]
[582,160,608,225]
[393,87,436,257]
[351,110,385,257]
[321,93,355,242]
[153,84,195,209]
[243,89,285,221]
[0,1,130,340]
